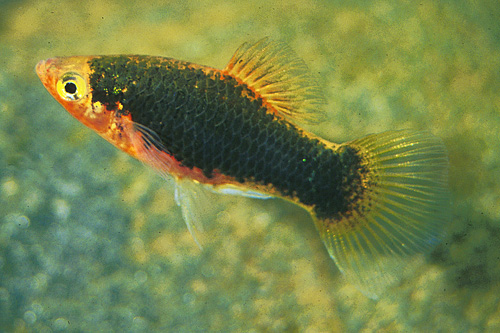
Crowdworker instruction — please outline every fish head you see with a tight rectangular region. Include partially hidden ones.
[36,56,114,135]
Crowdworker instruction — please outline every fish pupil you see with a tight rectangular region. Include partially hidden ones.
[65,82,77,94]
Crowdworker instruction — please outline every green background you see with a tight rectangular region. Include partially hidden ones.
[1,0,499,331]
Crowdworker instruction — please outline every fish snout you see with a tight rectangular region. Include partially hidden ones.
[35,58,60,90]
[36,58,58,80]
[35,59,47,79]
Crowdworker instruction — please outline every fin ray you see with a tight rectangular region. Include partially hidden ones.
[174,179,214,250]
[223,38,325,124]
[314,130,449,299]
[132,122,174,181]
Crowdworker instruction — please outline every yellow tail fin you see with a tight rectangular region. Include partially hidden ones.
[314,130,450,299]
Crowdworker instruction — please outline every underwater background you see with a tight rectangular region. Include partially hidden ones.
[1,0,499,331]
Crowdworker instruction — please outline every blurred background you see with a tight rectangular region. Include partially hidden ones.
[1,0,499,331]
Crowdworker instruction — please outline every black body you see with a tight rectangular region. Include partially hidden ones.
[88,56,364,219]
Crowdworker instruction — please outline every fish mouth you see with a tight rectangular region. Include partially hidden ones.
[36,58,58,90]
[36,58,57,81]
[35,59,47,79]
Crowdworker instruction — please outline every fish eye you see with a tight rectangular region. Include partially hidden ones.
[65,82,77,94]
[57,73,87,101]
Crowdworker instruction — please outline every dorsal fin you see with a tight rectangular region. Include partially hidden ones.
[223,38,325,124]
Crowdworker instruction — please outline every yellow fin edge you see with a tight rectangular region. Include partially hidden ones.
[223,38,326,124]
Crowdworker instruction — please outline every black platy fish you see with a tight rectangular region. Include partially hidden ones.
[36,38,450,298]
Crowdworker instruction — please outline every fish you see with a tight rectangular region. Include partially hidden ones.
[36,38,450,299]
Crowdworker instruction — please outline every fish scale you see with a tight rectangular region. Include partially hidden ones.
[89,56,357,218]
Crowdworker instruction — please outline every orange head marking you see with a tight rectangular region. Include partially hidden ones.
[36,56,114,134]
[36,57,137,157]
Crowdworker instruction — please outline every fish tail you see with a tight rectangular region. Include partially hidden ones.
[313,130,450,299]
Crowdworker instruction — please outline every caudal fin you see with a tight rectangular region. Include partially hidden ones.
[314,130,450,299]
